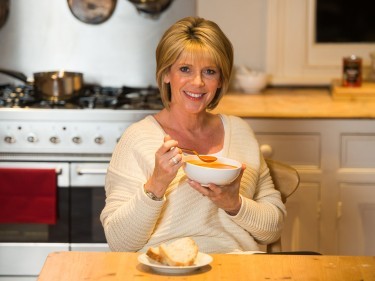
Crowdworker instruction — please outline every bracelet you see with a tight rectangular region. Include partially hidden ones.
[144,189,163,201]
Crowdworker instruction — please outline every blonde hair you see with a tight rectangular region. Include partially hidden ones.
[156,17,233,110]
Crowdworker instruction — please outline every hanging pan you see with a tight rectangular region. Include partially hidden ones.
[127,0,173,18]
[0,0,10,29]
[67,0,117,24]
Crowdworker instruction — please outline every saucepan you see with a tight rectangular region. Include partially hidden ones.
[0,69,84,101]
[127,0,173,18]
[0,0,10,30]
[67,0,117,25]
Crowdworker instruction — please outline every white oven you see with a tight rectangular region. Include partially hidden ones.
[0,91,159,280]
[0,160,110,280]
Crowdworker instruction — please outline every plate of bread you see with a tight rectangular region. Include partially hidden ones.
[138,237,213,274]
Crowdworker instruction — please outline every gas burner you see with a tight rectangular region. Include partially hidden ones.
[0,84,36,108]
[78,95,118,109]
[145,94,164,110]
[30,99,81,109]
[0,84,163,110]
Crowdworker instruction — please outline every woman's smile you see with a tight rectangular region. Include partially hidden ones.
[184,90,205,99]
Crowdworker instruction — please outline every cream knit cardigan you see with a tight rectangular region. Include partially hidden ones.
[100,114,286,253]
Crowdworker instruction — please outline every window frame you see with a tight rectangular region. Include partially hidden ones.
[266,0,373,85]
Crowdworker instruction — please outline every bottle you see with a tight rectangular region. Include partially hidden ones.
[342,55,362,87]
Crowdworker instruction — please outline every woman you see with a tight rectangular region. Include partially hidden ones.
[100,16,286,253]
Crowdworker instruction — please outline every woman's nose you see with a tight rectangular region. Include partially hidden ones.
[191,72,205,86]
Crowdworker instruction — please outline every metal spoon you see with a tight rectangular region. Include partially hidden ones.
[179,147,217,163]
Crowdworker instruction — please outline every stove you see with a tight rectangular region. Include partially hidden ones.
[0,83,163,279]
[0,84,163,159]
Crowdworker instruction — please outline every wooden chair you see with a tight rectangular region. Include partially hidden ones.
[265,158,300,253]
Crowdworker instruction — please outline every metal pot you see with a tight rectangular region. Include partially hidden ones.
[128,0,173,18]
[67,0,117,25]
[0,0,10,30]
[0,69,83,101]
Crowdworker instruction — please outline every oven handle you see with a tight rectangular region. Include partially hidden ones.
[76,168,107,175]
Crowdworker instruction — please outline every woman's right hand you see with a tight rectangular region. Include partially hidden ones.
[144,135,183,198]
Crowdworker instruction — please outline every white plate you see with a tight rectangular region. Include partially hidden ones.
[138,252,213,274]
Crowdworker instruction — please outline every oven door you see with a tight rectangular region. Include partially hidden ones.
[70,162,110,252]
[0,162,70,277]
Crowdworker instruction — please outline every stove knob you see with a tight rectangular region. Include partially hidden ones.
[27,134,38,143]
[94,136,104,144]
[50,136,60,144]
[4,136,16,144]
[72,136,82,144]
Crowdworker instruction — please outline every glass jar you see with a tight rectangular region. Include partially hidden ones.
[342,55,362,87]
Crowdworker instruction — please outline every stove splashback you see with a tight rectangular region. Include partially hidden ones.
[0,1,196,87]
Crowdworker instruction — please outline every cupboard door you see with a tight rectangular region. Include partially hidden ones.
[338,184,375,255]
[341,134,375,168]
[255,133,321,168]
[280,182,320,252]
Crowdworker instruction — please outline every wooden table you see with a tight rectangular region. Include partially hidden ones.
[38,251,375,280]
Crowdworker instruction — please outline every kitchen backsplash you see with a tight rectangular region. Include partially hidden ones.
[0,0,196,87]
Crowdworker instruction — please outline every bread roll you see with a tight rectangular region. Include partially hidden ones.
[146,237,198,266]
[146,246,167,264]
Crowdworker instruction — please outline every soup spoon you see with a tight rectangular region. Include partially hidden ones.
[179,147,217,163]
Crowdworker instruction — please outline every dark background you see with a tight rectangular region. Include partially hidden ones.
[316,0,375,43]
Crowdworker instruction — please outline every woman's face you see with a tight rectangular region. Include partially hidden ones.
[164,51,222,114]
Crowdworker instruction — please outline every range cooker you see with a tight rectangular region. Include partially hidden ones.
[0,84,162,280]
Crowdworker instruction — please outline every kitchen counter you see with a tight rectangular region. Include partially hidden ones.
[212,87,375,118]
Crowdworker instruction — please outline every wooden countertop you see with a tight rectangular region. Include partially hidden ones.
[38,251,375,281]
[212,88,375,118]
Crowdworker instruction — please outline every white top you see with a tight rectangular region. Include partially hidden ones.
[100,114,286,253]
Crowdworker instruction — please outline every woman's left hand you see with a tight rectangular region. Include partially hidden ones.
[187,164,246,215]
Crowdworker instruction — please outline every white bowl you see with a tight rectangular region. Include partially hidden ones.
[236,72,268,93]
[183,155,242,186]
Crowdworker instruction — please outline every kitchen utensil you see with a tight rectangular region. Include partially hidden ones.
[183,155,241,186]
[180,147,217,163]
[235,66,268,94]
[67,0,117,24]
[127,0,173,18]
[0,0,9,29]
[0,69,83,101]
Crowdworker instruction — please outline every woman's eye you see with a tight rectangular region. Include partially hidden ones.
[203,68,220,80]
[179,66,189,73]
[204,69,216,75]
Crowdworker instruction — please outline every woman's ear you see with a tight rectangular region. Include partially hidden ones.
[163,73,170,84]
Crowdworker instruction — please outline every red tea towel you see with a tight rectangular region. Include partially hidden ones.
[0,168,57,224]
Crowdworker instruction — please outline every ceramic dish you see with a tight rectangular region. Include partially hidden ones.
[138,252,213,274]
[183,155,241,186]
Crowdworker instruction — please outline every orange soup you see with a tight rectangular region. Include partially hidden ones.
[187,160,237,169]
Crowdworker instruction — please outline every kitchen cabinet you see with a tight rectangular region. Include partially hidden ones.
[246,118,375,255]
[338,184,375,255]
